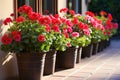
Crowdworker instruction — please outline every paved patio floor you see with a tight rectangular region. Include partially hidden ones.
[43,40,120,80]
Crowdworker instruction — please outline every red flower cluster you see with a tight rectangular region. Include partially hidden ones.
[108,13,113,21]
[85,11,95,17]
[16,16,25,23]
[51,25,60,32]
[78,22,90,36]
[3,17,12,25]
[29,12,41,21]
[45,24,51,32]
[18,5,33,14]
[100,11,107,16]
[38,34,46,42]
[1,31,21,45]
[113,23,118,29]
[38,16,51,25]
[1,34,12,44]
[73,17,79,25]
[60,8,68,13]
[11,31,21,42]
[1,5,118,53]
[10,13,14,17]
[60,8,75,16]
[69,10,75,15]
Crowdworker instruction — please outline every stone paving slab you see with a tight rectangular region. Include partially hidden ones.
[42,40,120,80]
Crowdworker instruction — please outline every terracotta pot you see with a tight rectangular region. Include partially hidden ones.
[44,50,57,75]
[16,53,46,80]
[56,47,78,68]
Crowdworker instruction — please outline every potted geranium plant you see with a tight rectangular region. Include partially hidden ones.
[42,14,70,75]
[56,8,92,68]
[1,5,70,79]
[69,13,92,61]
[85,11,105,55]
[96,11,118,51]
[1,5,55,80]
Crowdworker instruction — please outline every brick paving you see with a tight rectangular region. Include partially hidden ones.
[43,40,120,80]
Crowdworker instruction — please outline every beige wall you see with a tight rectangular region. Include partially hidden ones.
[82,0,88,15]
[0,0,18,79]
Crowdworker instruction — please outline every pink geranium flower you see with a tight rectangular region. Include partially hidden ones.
[72,32,79,38]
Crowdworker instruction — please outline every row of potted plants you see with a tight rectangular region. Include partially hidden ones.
[1,5,118,80]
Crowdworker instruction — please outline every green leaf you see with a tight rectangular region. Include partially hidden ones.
[45,44,51,51]
[40,44,45,51]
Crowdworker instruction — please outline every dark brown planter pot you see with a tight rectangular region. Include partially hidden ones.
[106,39,111,47]
[44,50,57,75]
[98,40,107,52]
[76,46,82,63]
[107,39,111,46]
[56,47,78,69]
[16,53,46,80]
[81,44,93,58]
[92,43,99,55]
[98,41,103,52]
[102,40,106,49]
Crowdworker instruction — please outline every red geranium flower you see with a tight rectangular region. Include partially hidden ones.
[108,13,113,21]
[73,17,79,25]
[51,25,60,32]
[63,28,68,33]
[45,24,51,32]
[100,11,107,16]
[10,13,14,17]
[3,17,12,25]
[66,20,73,27]
[85,11,95,17]
[16,16,25,23]
[69,10,75,15]
[66,42,71,47]
[54,14,59,18]
[104,32,107,35]
[11,31,21,42]
[38,34,46,42]
[60,8,68,13]
[63,32,69,38]
[38,16,51,25]
[1,34,12,44]
[29,12,41,21]
[107,31,111,36]
[51,18,61,25]
[78,22,85,30]
[18,5,33,14]
[113,23,118,29]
